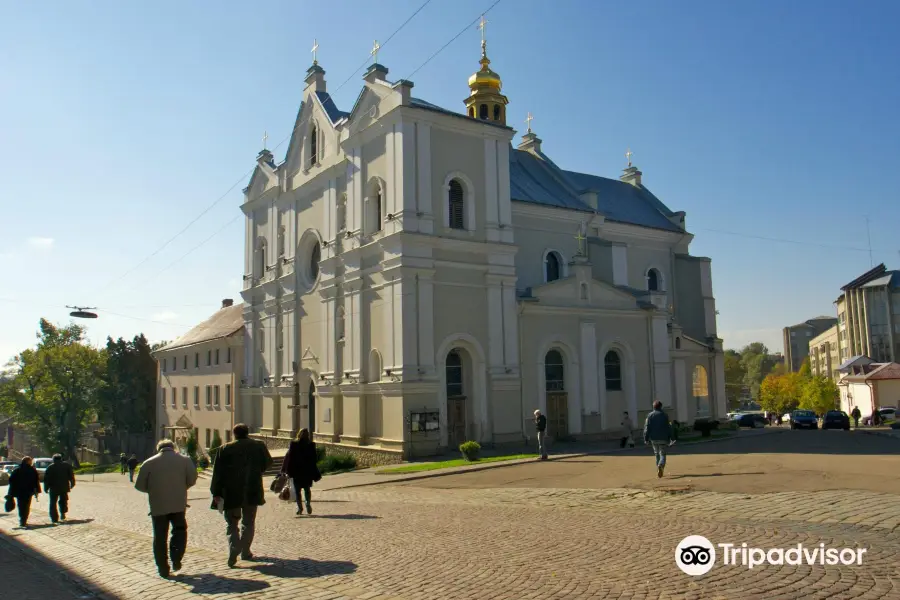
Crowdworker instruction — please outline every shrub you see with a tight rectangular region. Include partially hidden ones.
[693,418,719,437]
[209,430,223,464]
[185,430,199,465]
[727,421,740,431]
[459,441,481,461]
[318,453,357,474]
[197,456,210,470]
[315,444,326,463]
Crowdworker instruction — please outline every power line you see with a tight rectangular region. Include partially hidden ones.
[693,227,887,254]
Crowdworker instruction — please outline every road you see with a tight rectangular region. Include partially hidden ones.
[1,428,899,599]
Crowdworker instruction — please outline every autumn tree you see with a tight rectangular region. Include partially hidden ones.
[758,373,803,416]
[0,319,106,466]
[800,376,839,415]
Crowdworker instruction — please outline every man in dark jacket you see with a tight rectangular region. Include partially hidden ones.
[643,401,673,478]
[7,456,41,527]
[126,454,140,482]
[211,423,273,567]
[43,454,75,523]
[533,409,548,460]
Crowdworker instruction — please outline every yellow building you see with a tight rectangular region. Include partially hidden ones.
[808,324,841,382]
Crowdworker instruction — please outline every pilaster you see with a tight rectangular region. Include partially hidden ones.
[415,271,435,374]
[484,138,500,242]
[580,322,600,415]
[650,313,673,409]
[674,359,688,421]
[415,122,434,234]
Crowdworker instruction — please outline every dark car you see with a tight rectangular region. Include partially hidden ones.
[790,410,818,430]
[734,413,767,429]
[822,410,850,430]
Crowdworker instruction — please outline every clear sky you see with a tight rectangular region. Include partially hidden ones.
[2,0,899,363]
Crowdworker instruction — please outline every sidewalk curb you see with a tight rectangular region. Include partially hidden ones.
[322,428,786,492]
[0,527,103,599]
[856,428,900,440]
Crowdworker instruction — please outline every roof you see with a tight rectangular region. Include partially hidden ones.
[314,91,349,124]
[409,97,512,131]
[861,271,900,289]
[155,304,245,353]
[842,362,900,381]
[841,264,886,291]
[838,355,874,371]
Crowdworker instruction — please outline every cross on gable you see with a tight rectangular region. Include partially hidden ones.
[371,40,380,64]
[311,39,319,64]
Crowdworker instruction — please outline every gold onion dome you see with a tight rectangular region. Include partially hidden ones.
[468,55,502,92]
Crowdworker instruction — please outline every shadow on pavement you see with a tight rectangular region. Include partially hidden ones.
[666,472,765,479]
[0,530,107,598]
[58,518,94,526]
[297,514,378,520]
[248,556,357,578]
[177,573,270,594]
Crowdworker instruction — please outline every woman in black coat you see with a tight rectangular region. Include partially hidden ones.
[282,428,320,515]
[7,456,41,527]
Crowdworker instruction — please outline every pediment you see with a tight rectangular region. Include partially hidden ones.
[245,161,277,199]
[175,414,194,428]
[346,84,392,137]
[532,277,639,311]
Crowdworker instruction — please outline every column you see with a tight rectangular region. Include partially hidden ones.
[324,179,337,257]
[486,275,504,373]
[713,351,726,419]
[886,288,896,362]
[244,213,252,276]
[650,314,673,409]
[416,272,435,374]
[580,322,599,414]
[398,120,416,227]
[484,138,500,241]
[349,148,363,235]
[343,287,358,377]
[674,359,688,421]
[416,122,433,234]
[497,141,513,244]
[502,283,519,369]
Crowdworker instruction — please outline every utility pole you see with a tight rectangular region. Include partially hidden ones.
[865,216,873,267]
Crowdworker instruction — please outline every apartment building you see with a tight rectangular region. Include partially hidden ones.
[835,264,900,364]
[154,300,244,452]
[808,324,841,381]
[782,316,838,372]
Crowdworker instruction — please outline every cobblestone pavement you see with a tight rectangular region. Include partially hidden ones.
[1,431,899,599]
[0,530,96,599]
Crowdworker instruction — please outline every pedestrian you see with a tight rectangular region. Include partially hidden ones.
[533,409,548,460]
[127,454,139,482]
[43,454,75,524]
[134,439,198,578]
[851,406,861,429]
[211,423,273,567]
[643,400,673,479]
[7,456,40,527]
[120,453,127,475]
[620,411,635,448]
[281,428,321,516]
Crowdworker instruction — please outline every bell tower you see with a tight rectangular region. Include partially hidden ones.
[464,16,508,125]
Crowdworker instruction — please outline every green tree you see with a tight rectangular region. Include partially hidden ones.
[740,343,777,400]
[208,429,223,464]
[800,376,838,415]
[758,373,802,416]
[798,357,812,378]
[0,319,107,467]
[724,350,745,409]
[99,334,156,433]
[185,428,199,465]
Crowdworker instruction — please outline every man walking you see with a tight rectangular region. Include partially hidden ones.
[851,406,861,429]
[7,456,40,527]
[533,409,548,460]
[43,454,75,523]
[127,454,139,482]
[134,440,197,578]
[643,400,673,478]
[620,411,635,448]
[120,453,127,475]
[211,423,273,567]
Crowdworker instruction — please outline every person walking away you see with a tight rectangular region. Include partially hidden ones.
[211,423,273,567]
[7,457,40,527]
[43,454,75,523]
[851,406,861,428]
[127,454,139,482]
[134,439,198,578]
[120,453,127,475]
[644,401,673,478]
[281,428,321,516]
[533,409,548,460]
[620,412,635,448]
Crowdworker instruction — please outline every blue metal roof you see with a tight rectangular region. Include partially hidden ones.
[509,150,594,211]
[315,91,349,124]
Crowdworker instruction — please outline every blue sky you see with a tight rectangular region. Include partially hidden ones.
[2,0,899,362]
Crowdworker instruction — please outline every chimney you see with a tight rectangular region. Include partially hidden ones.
[364,63,389,84]
[517,131,543,155]
[620,166,642,187]
[222,299,234,308]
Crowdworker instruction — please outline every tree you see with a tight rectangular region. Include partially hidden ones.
[98,334,156,433]
[724,350,745,409]
[800,376,838,415]
[770,363,787,377]
[740,343,777,400]
[209,429,223,464]
[0,319,106,467]
[758,373,802,416]
[185,428,199,465]
[150,340,170,352]
[798,357,812,378]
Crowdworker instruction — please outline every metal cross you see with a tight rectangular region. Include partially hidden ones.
[574,223,587,256]
[371,40,381,64]
[311,39,319,64]
[478,15,488,43]
[625,147,633,167]
[525,112,534,133]
[262,131,268,150]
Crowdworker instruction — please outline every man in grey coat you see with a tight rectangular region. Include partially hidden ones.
[643,400,673,478]
[135,440,198,578]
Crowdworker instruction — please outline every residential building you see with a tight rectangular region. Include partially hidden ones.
[808,324,841,381]
[238,36,726,461]
[835,264,900,364]
[782,317,838,372]
[153,300,244,452]
[838,362,900,417]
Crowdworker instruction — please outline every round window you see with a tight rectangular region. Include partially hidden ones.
[298,230,322,290]
[310,241,321,280]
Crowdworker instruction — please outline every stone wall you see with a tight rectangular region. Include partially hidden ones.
[317,442,404,468]
[250,433,292,452]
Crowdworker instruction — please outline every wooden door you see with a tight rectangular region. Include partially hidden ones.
[546,392,569,439]
[447,396,467,447]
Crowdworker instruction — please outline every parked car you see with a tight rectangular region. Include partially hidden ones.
[862,407,897,426]
[822,410,851,431]
[0,462,16,486]
[790,410,818,430]
[734,413,767,428]
[32,457,54,482]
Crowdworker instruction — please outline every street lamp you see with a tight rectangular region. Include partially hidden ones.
[67,306,98,319]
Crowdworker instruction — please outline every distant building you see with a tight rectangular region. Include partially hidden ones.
[808,324,841,381]
[835,264,900,364]
[153,300,244,453]
[838,362,900,417]
[782,317,838,372]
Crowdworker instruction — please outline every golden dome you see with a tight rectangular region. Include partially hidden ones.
[468,56,502,91]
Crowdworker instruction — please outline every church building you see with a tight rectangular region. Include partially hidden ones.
[238,33,726,461]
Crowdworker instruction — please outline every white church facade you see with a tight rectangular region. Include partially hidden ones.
[237,38,726,460]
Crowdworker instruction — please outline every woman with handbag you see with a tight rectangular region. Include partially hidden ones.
[281,428,321,515]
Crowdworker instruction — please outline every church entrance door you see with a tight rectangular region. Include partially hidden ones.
[447,396,467,447]
[546,392,569,439]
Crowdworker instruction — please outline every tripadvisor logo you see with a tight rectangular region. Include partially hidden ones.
[675,536,867,575]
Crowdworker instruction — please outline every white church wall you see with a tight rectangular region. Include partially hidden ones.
[626,243,673,295]
[429,128,488,235]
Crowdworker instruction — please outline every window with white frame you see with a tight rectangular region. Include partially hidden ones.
[182,386,187,409]
[206,386,212,408]
[171,387,177,408]
[193,386,199,408]
[214,385,220,408]
[448,179,465,230]
[161,388,166,406]
[225,384,232,407]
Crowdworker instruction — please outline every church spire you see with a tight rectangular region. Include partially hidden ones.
[305,38,326,92]
[464,15,508,125]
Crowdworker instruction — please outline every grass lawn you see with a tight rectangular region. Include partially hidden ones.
[378,453,538,474]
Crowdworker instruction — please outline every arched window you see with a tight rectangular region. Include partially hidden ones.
[545,251,562,282]
[604,350,622,391]
[366,180,384,235]
[693,365,710,416]
[675,337,682,350]
[258,326,265,352]
[308,380,317,432]
[468,107,475,118]
[647,268,661,292]
[479,104,488,120]
[493,105,501,121]
[369,350,382,383]
[256,241,266,277]
[309,241,320,280]
[309,124,318,166]
[374,187,382,232]
[545,350,565,391]
[580,283,588,300]
[446,350,463,397]
[448,179,465,230]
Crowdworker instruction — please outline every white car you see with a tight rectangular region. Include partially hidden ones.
[32,457,54,482]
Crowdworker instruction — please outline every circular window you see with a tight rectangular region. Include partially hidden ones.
[298,230,323,290]
[310,242,320,279]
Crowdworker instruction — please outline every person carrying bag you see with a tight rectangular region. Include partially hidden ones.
[281,428,321,515]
